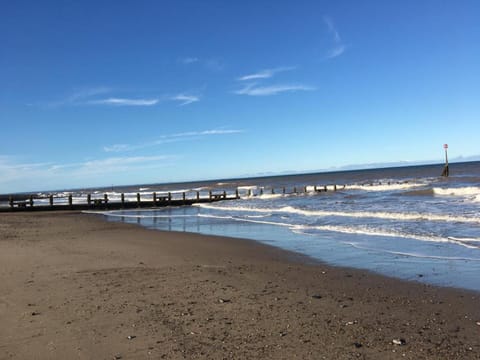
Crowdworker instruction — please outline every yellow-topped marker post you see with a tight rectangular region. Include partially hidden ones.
[441,143,449,177]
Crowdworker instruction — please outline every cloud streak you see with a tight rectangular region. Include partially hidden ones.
[92,97,160,106]
[171,94,200,106]
[103,129,244,153]
[237,66,296,81]
[180,57,199,64]
[234,83,315,96]
[0,154,178,192]
[324,16,347,59]
[49,87,201,108]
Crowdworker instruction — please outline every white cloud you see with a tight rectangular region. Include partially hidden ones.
[237,66,296,81]
[180,57,199,64]
[102,144,132,153]
[67,87,112,102]
[0,155,178,192]
[234,83,315,96]
[171,94,200,106]
[323,16,347,59]
[326,44,346,59]
[92,98,159,106]
[104,128,244,153]
[46,86,111,107]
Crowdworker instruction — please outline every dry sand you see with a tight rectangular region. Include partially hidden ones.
[0,211,479,359]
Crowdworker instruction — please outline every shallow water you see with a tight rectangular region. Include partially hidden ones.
[87,162,480,292]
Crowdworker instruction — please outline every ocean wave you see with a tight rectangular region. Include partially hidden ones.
[294,224,480,249]
[433,186,480,202]
[194,212,480,250]
[401,188,435,196]
[348,182,425,192]
[344,242,480,261]
[194,203,480,224]
[84,210,195,219]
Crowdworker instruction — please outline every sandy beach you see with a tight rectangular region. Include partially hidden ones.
[0,212,479,359]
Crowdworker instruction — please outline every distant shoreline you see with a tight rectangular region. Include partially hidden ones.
[2,159,479,197]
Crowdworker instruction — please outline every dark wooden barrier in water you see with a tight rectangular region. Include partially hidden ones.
[0,184,346,213]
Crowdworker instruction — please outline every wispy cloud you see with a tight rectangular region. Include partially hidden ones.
[323,16,347,59]
[171,94,200,106]
[48,87,201,108]
[180,57,199,64]
[91,97,159,106]
[237,66,296,81]
[327,44,346,59]
[0,154,178,192]
[234,83,315,96]
[179,56,224,72]
[46,86,111,107]
[104,128,244,153]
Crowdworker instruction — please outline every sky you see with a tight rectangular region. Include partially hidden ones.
[1,0,479,193]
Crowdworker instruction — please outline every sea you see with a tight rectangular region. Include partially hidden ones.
[7,162,480,291]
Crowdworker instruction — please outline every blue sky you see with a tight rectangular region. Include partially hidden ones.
[1,0,479,192]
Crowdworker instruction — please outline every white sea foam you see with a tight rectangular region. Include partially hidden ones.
[344,243,480,261]
[87,210,195,219]
[433,186,480,202]
[198,214,293,228]
[237,186,258,190]
[194,203,480,224]
[348,182,424,191]
[294,224,480,249]
[258,193,283,200]
[196,213,480,250]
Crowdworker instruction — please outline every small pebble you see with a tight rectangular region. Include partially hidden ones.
[392,339,406,345]
[127,335,136,340]
[218,299,230,303]
[311,294,322,299]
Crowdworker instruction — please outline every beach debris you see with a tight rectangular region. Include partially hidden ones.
[392,338,406,346]
[218,298,230,303]
[127,335,136,340]
[113,355,122,360]
[476,321,480,326]
[353,342,362,348]
[31,311,40,316]
[279,331,287,337]
[311,294,322,299]
[345,321,357,326]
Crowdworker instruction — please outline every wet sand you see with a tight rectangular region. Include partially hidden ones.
[0,212,479,359]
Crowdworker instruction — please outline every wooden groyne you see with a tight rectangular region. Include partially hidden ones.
[0,191,238,213]
[0,184,346,213]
